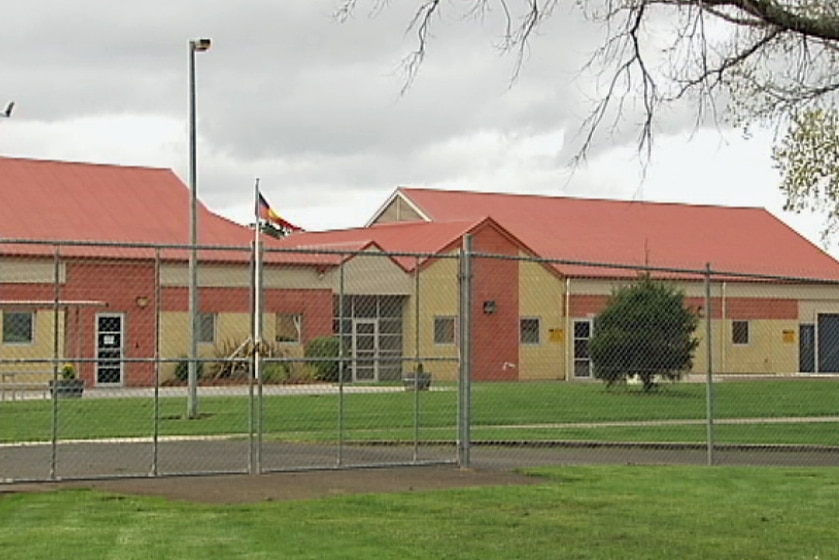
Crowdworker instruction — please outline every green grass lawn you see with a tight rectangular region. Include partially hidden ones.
[1,465,838,559]
[1,380,838,446]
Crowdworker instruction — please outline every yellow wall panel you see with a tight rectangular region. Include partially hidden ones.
[0,259,66,284]
[0,309,65,378]
[519,259,565,380]
[409,255,460,382]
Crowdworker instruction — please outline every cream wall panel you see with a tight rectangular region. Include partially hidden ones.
[371,198,423,225]
[572,277,839,304]
[396,198,422,222]
[0,259,66,284]
[328,251,413,295]
[724,283,839,301]
[162,264,250,287]
[519,259,565,380]
[720,319,799,374]
[408,256,460,382]
[690,319,798,375]
[375,200,399,224]
[162,263,324,289]
[159,311,295,380]
[799,301,839,323]
[571,278,713,297]
[262,267,326,289]
[0,309,65,378]
[690,320,723,375]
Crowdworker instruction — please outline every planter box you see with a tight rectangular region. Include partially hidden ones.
[49,379,84,399]
[402,372,432,391]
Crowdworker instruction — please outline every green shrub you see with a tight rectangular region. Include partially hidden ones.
[174,357,204,382]
[208,338,251,380]
[304,336,347,382]
[590,274,699,392]
[261,361,291,384]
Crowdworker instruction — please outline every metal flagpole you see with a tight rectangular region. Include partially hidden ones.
[252,178,264,474]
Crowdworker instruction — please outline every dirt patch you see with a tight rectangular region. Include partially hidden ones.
[3,466,543,504]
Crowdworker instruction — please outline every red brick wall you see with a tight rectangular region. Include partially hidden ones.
[471,227,519,381]
[63,260,157,386]
[4,258,333,387]
[571,294,797,320]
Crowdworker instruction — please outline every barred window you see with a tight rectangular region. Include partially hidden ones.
[276,313,303,343]
[732,320,749,345]
[2,312,34,344]
[434,316,456,345]
[198,313,216,344]
[520,318,541,345]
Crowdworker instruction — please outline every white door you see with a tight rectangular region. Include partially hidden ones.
[352,319,379,382]
[96,313,124,386]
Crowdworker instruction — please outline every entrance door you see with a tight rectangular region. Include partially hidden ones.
[96,313,124,386]
[573,319,593,378]
[352,319,378,382]
[817,314,839,373]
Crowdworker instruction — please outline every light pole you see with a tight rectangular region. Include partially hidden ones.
[188,38,211,419]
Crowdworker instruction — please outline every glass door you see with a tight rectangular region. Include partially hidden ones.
[573,319,593,378]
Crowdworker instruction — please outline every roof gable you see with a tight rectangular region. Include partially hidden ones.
[276,216,539,273]
[397,187,839,280]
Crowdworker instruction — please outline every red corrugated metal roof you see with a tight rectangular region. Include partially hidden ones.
[276,218,521,271]
[398,187,839,280]
[0,156,325,266]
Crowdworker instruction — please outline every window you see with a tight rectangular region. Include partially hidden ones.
[434,316,456,345]
[2,311,34,344]
[198,313,216,344]
[520,318,541,344]
[732,320,749,345]
[276,313,303,343]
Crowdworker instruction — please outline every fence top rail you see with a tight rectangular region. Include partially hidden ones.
[469,251,839,286]
[3,237,839,285]
[0,237,461,262]
[0,300,108,308]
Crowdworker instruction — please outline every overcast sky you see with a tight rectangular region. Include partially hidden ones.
[1,1,835,258]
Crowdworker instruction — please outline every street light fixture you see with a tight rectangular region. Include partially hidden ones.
[187,38,211,419]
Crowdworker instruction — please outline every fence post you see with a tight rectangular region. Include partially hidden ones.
[49,246,60,480]
[705,262,715,466]
[412,257,422,461]
[458,235,473,468]
[337,257,346,466]
[152,248,161,477]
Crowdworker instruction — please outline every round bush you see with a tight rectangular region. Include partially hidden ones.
[304,336,346,382]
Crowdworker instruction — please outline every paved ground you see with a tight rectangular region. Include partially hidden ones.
[3,441,839,504]
[1,465,543,504]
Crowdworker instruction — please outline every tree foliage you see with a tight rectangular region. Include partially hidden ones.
[589,275,699,392]
[339,0,839,239]
[774,107,839,243]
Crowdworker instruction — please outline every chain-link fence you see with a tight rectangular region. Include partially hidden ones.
[468,245,839,468]
[2,237,839,483]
